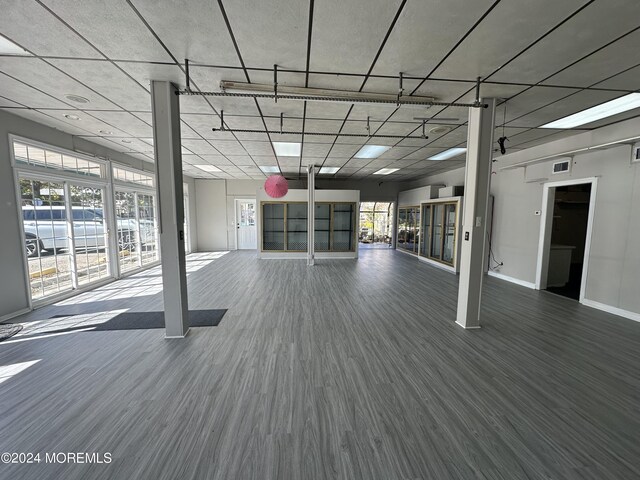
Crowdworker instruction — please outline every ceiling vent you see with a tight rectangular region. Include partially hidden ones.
[552,158,571,174]
[429,125,452,135]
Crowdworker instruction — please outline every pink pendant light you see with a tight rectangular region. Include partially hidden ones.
[264,175,289,198]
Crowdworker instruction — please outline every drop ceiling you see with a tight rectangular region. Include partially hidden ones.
[1,0,640,182]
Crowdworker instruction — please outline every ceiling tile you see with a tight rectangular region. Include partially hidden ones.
[39,0,174,62]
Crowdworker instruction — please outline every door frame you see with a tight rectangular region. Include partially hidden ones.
[535,177,598,303]
[234,198,257,250]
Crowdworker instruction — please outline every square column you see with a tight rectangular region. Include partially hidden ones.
[151,81,189,338]
[307,164,315,266]
[456,98,496,329]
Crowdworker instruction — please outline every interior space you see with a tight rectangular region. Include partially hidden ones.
[1,1,639,479]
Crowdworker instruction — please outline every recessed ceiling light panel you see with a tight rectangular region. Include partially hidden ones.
[373,168,399,175]
[540,93,640,129]
[259,165,280,173]
[195,164,221,172]
[273,142,301,156]
[429,147,466,161]
[355,145,391,159]
[319,166,340,174]
[0,34,31,56]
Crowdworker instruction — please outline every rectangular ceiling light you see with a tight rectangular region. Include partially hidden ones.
[373,168,399,175]
[0,35,31,56]
[540,93,640,129]
[355,145,391,159]
[319,166,340,174]
[195,164,220,172]
[273,142,301,156]
[259,165,280,173]
[429,147,467,161]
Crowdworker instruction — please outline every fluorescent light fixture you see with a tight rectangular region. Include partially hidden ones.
[259,165,280,173]
[0,35,31,56]
[541,93,640,129]
[273,142,301,156]
[429,147,466,161]
[195,164,220,172]
[319,166,339,174]
[355,145,391,159]
[373,168,399,175]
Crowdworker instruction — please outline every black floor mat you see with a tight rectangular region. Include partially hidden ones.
[47,310,226,332]
[0,323,23,342]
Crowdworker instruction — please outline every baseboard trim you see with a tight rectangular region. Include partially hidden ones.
[455,321,481,330]
[165,327,191,339]
[581,299,640,323]
[417,255,456,274]
[487,270,536,289]
[0,307,30,322]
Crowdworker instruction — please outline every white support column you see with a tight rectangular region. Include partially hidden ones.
[307,164,315,266]
[151,81,189,338]
[456,98,496,329]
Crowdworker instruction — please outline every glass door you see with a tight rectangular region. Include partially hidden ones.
[20,178,74,301]
[420,205,431,256]
[430,204,443,259]
[442,204,457,264]
[114,190,141,273]
[69,184,110,286]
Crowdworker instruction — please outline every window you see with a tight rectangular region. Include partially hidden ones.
[13,142,104,177]
[112,166,154,187]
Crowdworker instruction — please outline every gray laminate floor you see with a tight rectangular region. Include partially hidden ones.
[1,249,639,480]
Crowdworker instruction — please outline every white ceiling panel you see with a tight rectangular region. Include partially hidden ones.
[0,73,71,109]
[38,109,131,137]
[432,0,584,80]
[310,0,401,73]
[125,0,240,65]
[45,59,152,111]
[371,0,495,77]
[490,0,640,85]
[0,57,119,110]
[500,86,581,125]
[507,89,622,128]
[39,0,174,62]
[302,143,332,157]
[542,29,640,88]
[1,108,88,136]
[211,140,248,155]
[223,0,308,70]
[87,111,152,137]
[0,1,101,58]
[226,155,256,166]
[593,65,640,92]
[181,139,222,155]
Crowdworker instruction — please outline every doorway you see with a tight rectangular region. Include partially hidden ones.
[536,178,597,302]
[359,202,394,249]
[235,199,257,249]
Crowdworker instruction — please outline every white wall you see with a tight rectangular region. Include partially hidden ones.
[183,176,198,252]
[195,179,228,251]
[0,109,156,319]
[416,116,640,319]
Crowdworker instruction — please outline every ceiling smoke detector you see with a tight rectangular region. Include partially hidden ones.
[429,125,452,135]
[63,114,80,121]
[65,94,90,104]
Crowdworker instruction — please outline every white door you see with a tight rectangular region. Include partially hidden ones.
[235,199,257,249]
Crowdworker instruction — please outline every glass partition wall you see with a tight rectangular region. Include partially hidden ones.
[261,202,357,252]
[397,206,420,254]
[419,200,460,267]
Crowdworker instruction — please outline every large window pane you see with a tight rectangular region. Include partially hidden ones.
[138,194,158,265]
[115,191,141,273]
[286,203,307,251]
[315,203,331,251]
[262,203,285,250]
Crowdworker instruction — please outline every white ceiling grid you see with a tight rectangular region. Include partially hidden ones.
[1,0,639,181]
